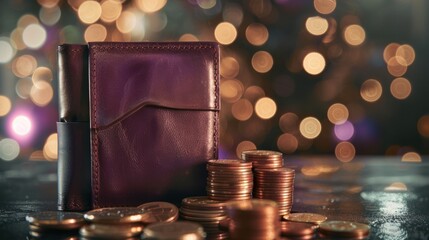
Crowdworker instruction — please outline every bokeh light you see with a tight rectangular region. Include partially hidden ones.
[116,11,137,33]
[303,52,325,75]
[255,97,277,120]
[246,23,269,46]
[12,115,32,136]
[232,99,253,121]
[30,81,54,107]
[220,79,244,103]
[12,55,38,78]
[300,117,322,139]
[136,0,167,13]
[16,78,33,99]
[244,86,265,102]
[417,115,429,138]
[220,57,240,79]
[327,103,349,124]
[236,140,256,158]
[279,112,299,133]
[23,23,47,49]
[401,152,422,163]
[0,96,12,117]
[252,51,273,73]
[101,0,122,23]
[306,16,329,36]
[32,67,52,84]
[43,133,58,160]
[179,34,199,41]
[37,0,60,8]
[396,44,415,66]
[387,57,407,77]
[197,0,217,10]
[39,6,61,26]
[84,24,108,42]
[335,141,355,162]
[0,138,20,161]
[78,1,102,24]
[0,38,16,63]
[343,24,365,46]
[214,22,237,45]
[277,133,299,154]
[314,0,336,15]
[222,3,243,27]
[390,77,411,100]
[361,79,382,102]
[334,121,354,141]
[383,43,400,63]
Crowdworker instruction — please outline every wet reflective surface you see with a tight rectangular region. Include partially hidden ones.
[0,156,428,239]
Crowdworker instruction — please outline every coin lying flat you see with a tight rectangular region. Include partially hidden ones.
[283,213,327,224]
[280,221,317,237]
[138,202,178,224]
[143,221,206,239]
[84,207,149,224]
[319,220,370,238]
[79,224,143,238]
[26,211,85,230]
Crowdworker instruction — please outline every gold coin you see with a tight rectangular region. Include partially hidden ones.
[138,202,178,224]
[182,196,226,210]
[284,213,327,224]
[79,224,143,238]
[241,150,283,157]
[207,159,252,167]
[143,221,206,239]
[319,220,370,238]
[25,211,85,230]
[84,207,149,224]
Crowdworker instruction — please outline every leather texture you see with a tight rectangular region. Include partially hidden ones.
[88,42,219,208]
[58,44,89,122]
[57,122,92,211]
[57,44,92,211]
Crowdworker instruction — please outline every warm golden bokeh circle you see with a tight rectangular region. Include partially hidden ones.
[277,133,299,154]
[306,16,329,36]
[255,97,277,120]
[299,117,322,139]
[303,52,325,75]
[236,141,257,158]
[390,77,411,100]
[327,103,349,124]
[214,22,237,45]
[360,79,382,102]
[251,51,273,73]
[335,141,355,162]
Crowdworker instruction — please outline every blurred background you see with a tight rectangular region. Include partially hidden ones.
[0,0,428,164]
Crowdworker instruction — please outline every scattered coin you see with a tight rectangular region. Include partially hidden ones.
[26,211,85,230]
[319,220,370,238]
[84,207,150,224]
[143,221,206,240]
[280,221,317,237]
[283,213,327,224]
[138,202,178,224]
[79,224,143,238]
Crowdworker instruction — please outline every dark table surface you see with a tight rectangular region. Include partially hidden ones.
[0,156,428,239]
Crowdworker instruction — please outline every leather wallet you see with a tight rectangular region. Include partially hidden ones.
[57,42,220,210]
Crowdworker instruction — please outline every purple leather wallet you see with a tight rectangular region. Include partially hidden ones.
[58,42,220,210]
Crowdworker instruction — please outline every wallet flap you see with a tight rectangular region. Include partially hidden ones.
[89,42,219,129]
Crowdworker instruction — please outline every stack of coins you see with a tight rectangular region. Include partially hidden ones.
[253,168,295,216]
[81,207,148,239]
[26,211,85,238]
[226,199,280,240]
[143,221,206,240]
[241,150,283,169]
[180,196,228,239]
[206,159,253,201]
[319,220,370,239]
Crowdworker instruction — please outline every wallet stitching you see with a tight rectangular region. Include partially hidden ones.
[91,43,218,208]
